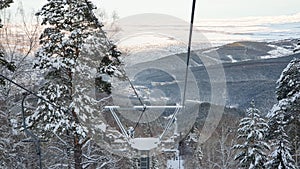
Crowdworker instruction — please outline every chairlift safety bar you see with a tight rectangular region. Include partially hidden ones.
[104,105,183,111]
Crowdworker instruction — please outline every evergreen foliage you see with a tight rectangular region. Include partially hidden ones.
[233,101,270,169]
[26,1,122,168]
[266,114,296,169]
[267,58,300,169]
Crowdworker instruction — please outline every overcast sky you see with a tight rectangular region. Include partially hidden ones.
[9,0,300,21]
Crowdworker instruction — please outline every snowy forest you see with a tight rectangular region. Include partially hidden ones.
[0,0,300,169]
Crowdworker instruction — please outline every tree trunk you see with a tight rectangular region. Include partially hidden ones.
[74,135,82,169]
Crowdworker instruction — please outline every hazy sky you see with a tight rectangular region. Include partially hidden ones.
[9,0,300,21]
[100,0,300,20]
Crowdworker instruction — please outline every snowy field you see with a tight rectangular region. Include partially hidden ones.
[116,13,300,49]
[112,13,300,66]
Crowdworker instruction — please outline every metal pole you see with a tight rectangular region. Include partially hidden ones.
[108,107,130,140]
[182,0,197,108]
[21,93,46,169]
[159,107,181,140]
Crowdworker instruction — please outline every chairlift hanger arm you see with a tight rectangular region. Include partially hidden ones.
[104,105,183,111]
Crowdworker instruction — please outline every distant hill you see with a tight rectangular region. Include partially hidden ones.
[196,52,300,113]
[129,39,300,114]
[195,39,298,63]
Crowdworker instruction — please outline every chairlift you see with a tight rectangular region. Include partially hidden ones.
[104,0,197,155]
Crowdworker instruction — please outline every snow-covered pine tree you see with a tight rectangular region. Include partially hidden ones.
[0,0,15,85]
[233,101,270,169]
[266,112,296,169]
[267,58,300,168]
[275,58,300,137]
[276,58,300,116]
[27,0,121,168]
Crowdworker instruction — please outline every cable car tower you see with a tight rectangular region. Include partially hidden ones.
[104,0,197,167]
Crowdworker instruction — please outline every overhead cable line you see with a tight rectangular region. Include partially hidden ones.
[0,74,65,112]
[182,0,196,108]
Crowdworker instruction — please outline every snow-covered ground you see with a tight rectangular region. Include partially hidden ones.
[113,13,300,64]
[261,45,295,59]
[116,13,300,49]
[227,55,238,63]
[117,34,188,66]
[195,12,300,45]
